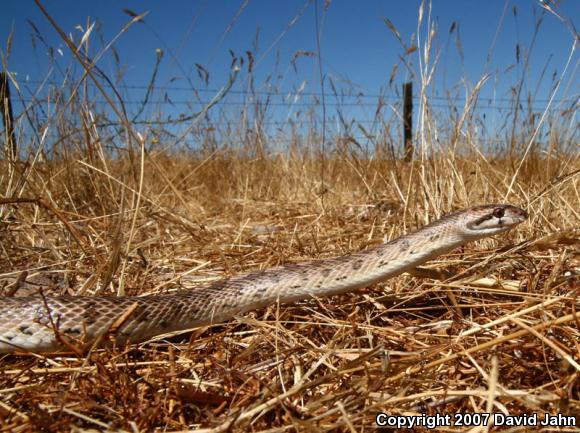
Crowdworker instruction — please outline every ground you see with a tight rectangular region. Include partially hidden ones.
[1,154,578,432]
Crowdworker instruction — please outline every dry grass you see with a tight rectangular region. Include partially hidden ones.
[1,1,579,431]
[0,152,578,432]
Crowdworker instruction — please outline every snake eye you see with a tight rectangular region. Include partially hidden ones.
[492,207,505,219]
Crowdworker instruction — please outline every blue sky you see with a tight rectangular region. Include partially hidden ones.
[1,1,578,148]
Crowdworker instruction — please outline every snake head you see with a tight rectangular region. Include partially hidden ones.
[463,204,528,238]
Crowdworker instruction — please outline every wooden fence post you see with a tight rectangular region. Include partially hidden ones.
[1,71,17,163]
[403,82,413,161]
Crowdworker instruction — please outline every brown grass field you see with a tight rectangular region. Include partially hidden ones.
[0,2,579,432]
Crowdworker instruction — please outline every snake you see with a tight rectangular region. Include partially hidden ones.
[0,204,528,353]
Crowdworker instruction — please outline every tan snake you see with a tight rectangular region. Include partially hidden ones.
[0,204,528,353]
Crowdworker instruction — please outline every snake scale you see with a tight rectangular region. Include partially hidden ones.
[0,204,528,353]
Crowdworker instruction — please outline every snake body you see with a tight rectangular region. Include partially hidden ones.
[0,204,527,353]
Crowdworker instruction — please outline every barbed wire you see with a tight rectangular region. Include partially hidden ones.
[12,99,574,128]
[16,97,576,112]
[10,79,577,129]
[17,79,578,105]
